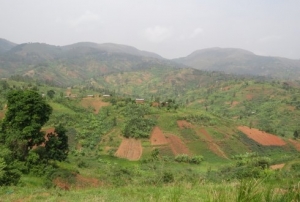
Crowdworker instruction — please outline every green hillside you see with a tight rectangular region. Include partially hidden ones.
[1,77,300,201]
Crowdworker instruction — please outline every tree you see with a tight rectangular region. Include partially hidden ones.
[293,130,299,139]
[45,124,68,162]
[1,90,52,160]
[47,90,55,99]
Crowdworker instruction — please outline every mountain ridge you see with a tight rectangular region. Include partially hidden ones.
[1,38,300,82]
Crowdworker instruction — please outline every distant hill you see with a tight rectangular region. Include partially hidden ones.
[173,47,300,80]
[1,38,300,84]
[0,38,17,53]
[0,40,180,85]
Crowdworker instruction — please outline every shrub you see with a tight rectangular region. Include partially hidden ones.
[162,171,174,183]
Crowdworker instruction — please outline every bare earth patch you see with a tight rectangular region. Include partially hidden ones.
[199,128,228,159]
[238,126,286,146]
[270,164,285,170]
[115,138,143,160]
[81,97,110,114]
[246,94,253,100]
[289,139,300,151]
[177,120,192,129]
[231,101,239,107]
[150,126,168,145]
[166,134,190,155]
[286,105,296,111]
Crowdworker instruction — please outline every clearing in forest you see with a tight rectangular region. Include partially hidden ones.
[115,138,143,160]
[150,126,168,145]
[238,126,286,146]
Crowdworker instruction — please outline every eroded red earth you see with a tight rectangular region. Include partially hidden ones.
[238,126,286,146]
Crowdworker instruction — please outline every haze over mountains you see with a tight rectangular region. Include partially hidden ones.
[1,38,300,85]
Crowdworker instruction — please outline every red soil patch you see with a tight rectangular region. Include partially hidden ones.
[166,134,190,155]
[150,126,168,145]
[177,120,192,129]
[288,139,300,151]
[81,97,110,114]
[199,128,228,159]
[115,138,143,160]
[270,163,285,170]
[246,94,253,100]
[231,101,239,107]
[238,126,286,146]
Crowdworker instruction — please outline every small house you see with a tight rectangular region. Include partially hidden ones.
[135,98,145,104]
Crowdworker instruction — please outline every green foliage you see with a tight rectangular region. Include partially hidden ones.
[122,103,156,138]
[175,154,204,164]
[45,124,69,162]
[123,116,156,138]
[47,89,55,99]
[162,171,174,183]
[1,90,52,160]
[0,145,21,185]
[293,130,299,139]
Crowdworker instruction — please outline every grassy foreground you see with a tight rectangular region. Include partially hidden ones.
[1,179,299,202]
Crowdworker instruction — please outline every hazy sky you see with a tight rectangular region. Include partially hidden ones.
[1,0,300,59]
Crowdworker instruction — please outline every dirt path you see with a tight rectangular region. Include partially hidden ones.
[150,126,168,145]
[115,138,143,160]
[199,128,228,159]
[238,126,286,146]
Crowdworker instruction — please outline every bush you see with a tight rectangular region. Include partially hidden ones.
[175,154,204,164]
[175,154,190,163]
[162,171,174,183]
[189,155,204,164]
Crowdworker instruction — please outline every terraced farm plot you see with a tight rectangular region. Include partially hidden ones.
[150,126,168,145]
[198,128,228,159]
[115,138,143,161]
[238,126,286,146]
[166,134,190,155]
